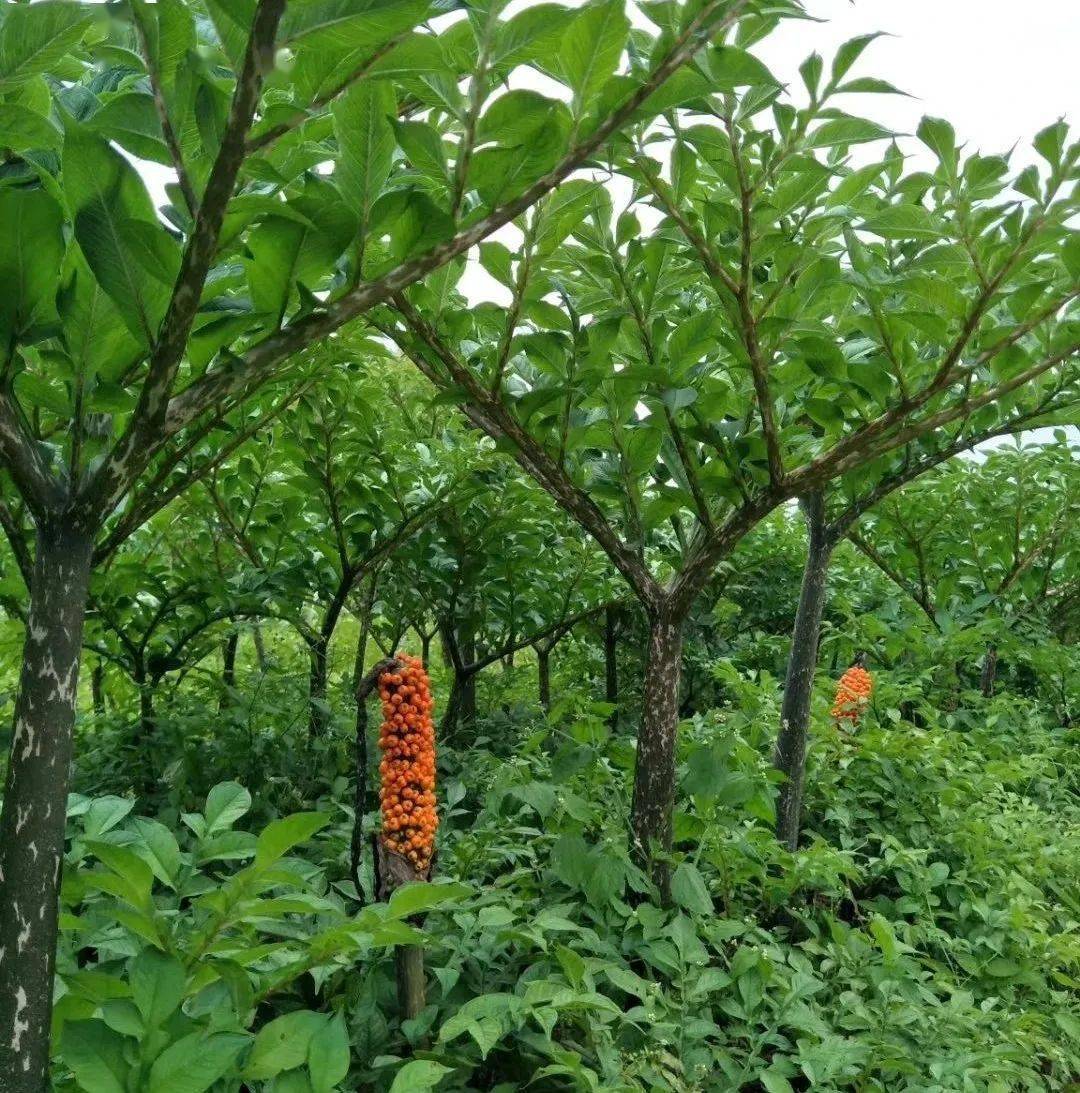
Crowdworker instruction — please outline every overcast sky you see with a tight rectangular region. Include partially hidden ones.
[757,0,1078,167]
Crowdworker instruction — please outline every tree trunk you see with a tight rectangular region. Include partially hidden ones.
[772,493,833,853]
[90,659,105,717]
[132,659,156,795]
[980,643,998,697]
[460,629,476,724]
[420,631,431,670]
[604,605,618,710]
[629,609,684,903]
[220,631,238,710]
[0,520,93,1090]
[537,646,551,711]
[308,636,329,739]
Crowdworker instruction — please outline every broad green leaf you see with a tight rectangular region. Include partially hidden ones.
[62,1020,129,1093]
[63,126,173,346]
[148,1031,250,1093]
[308,1013,350,1093]
[131,948,186,1029]
[671,861,713,915]
[90,93,171,165]
[244,1010,325,1080]
[560,0,628,112]
[386,880,471,918]
[0,186,64,344]
[705,45,779,90]
[333,80,396,235]
[0,103,61,151]
[203,782,252,835]
[809,116,893,148]
[830,32,884,84]
[254,812,330,868]
[0,2,94,89]
[388,1060,452,1093]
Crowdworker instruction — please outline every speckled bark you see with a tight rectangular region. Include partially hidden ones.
[773,493,833,852]
[629,611,684,902]
[0,521,93,1090]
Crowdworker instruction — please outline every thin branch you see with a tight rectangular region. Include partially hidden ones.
[131,0,198,215]
[96,378,312,562]
[382,298,664,612]
[0,394,63,518]
[245,33,410,155]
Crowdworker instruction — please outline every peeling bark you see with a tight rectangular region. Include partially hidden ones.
[0,521,93,1090]
[629,609,684,902]
[772,492,833,852]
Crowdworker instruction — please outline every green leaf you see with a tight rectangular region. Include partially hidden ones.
[917,115,957,176]
[810,116,893,148]
[860,204,940,240]
[333,81,396,233]
[0,186,64,345]
[244,1010,325,1080]
[388,1060,453,1093]
[0,1,95,89]
[386,880,471,918]
[308,1013,350,1093]
[90,92,171,164]
[830,32,884,84]
[0,103,61,151]
[62,1020,130,1093]
[64,126,173,346]
[204,781,253,835]
[131,948,186,1029]
[671,861,713,915]
[560,0,629,111]
[282,0,431,55]
[706,45,779,91]
[254,812,330,868]
[868,914,898,963]
[148,1031,250,1093]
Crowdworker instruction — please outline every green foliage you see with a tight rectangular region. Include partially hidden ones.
[53,783,468,1092]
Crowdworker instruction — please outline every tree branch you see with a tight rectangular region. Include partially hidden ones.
[158,0,753,448]
[77,0,287,524]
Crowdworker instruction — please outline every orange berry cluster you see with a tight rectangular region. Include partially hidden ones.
[378,654,437,872]
[831,665,873,723]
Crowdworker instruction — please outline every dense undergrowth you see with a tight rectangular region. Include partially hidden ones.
[48,643,1080,1092]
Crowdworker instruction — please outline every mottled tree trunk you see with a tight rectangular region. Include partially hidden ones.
[773,493,833,852]
[460,630,476,724]
[980,643,998,697]
[604,605,618,710]
[537,646,551,711]
[220,631,238,710]
[90,659,105,717]
[0,521,93,1091]
[629,609,684,903]
[308,636,329,739]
